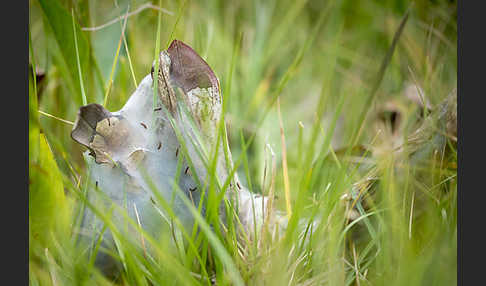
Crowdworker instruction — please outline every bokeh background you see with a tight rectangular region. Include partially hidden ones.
[29,0,457,285]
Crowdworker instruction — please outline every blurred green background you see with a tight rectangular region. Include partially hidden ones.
[29,0,457,285]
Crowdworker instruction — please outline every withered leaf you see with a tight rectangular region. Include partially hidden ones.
[71,103,112,148]
[167,40,220,96]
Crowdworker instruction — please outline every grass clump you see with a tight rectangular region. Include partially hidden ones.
[29,0,457,285]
